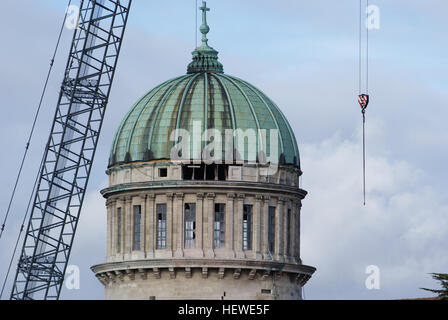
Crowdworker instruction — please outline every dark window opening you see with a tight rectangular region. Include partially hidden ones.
[182,164,228,181]
[206,164,216,180]
[214,203,226,248]
[185,203,196,249]
[156,204,167,249]
[261,289,271,294]
[243,205,253,251]
[159,168,168,178]
[133,205,142,251]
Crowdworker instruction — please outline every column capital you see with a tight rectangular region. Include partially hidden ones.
[166,193,174,200]
[196,193,205,200]
[227,193,236,199]
[237,193,246,200]
[148,193,156,200]
[206,193,216,200]
[255,194,264,202]
[139,193,147,201]
[175,193,184,200]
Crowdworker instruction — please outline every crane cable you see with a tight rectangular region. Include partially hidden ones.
[0,0,73,299]
[358,0,370,206]
[0,0,72,240]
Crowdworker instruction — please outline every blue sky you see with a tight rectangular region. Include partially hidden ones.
[0,0,447,300]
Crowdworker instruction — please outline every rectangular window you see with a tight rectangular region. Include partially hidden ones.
[214,203,226,248]
[133,205,142,251]
[117,208,122,253]
[243,205,253,251]
[159,168,168,178]
[156,204,167,249]
[268,206,276,255]
[286,209,291,256]
[184,203,196,248]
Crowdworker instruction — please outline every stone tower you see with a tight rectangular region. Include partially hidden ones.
[91,2,315,300]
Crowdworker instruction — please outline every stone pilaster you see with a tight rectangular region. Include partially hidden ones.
[196,193,205,257]
[254,195,263,259]
[226,193,236,258]
[116,197,125,260]
[105,199,114,262]
[166,193,174,258]
[296,201,302,263]
[146,193,155,258]
[235,194,245,259]
[275,197,285,261]
[124,196,132,260]
[262,196,271,260]
[205,193,215,258]
[175,193,185,257]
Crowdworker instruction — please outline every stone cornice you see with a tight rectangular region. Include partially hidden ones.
[101,180,307,199]
[91,259,316,285]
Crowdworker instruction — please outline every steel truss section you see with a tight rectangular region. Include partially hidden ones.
[11,0,132,300]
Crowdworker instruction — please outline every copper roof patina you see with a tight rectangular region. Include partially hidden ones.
[109,2,300,168]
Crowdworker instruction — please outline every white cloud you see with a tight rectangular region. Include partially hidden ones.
[300,131,448,300]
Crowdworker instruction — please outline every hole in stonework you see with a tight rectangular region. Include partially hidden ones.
[261,289,271,294]
[159,168,167,178]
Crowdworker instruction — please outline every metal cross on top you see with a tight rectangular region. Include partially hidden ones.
[199,1,211,45]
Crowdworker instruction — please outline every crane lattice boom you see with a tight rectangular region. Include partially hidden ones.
[10,0,132,300]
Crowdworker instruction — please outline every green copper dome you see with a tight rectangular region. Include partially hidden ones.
[109,2,300,169]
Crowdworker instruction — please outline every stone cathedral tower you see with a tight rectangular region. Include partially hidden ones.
[91,2,315,300]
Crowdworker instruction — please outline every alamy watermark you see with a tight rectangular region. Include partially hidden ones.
[65,265,80,290]
[170,121,281,176]
[365,265,381,290]
[366,5,381,30]
[65,5,80,30]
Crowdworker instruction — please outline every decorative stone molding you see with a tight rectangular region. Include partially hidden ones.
[218,268,225,279]
[138,268,147,280]
[261,270,270,281]
[196,193,204,200]
[114,270,124,282]
[233,268,241,279]
[169,267,176,279]
[206,193,216,199]
[125,269,135,281]
[248,269,257,280]
[94,264,315,287]
[175,193,184,200]
[153,267,161,279]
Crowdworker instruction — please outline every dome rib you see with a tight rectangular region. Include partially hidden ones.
[110,78,178,159]
[256,89,300,165]
[228,76,285,157]
[210,74,236,131]
[109,74,300,168]
[146,75,191,155]
[174,73,201,140]
[123,77,184,157]
[210,73,237,160]
[220,74,263,157]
